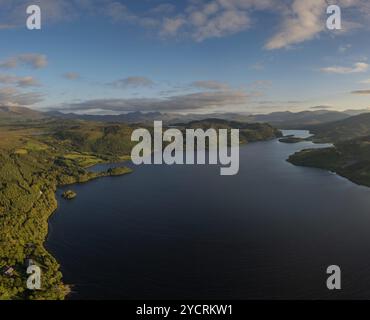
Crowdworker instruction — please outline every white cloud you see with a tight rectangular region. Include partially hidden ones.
[163,0,370,45]
[0,74,40,87]
[0,87,43,106]
[0,57,18,68]
[1,0,369,48]
[149,4,176,15]
[159,0,272,42]
[158,0,367,45]
[190,9,251,42]
[265,0,370,50]
[0,54,47,69]
[63,72,80,80]
[191,80,230,90]
[56,89,250,113]
[265,0,326,50]
[102,1,136,23]
[321,62,369,74]
[18,54,48,69]
[160,17,186,37]
[16,76,41,87]
[109,76,154,89]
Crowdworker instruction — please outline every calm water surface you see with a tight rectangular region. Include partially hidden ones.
[46,130,370,299]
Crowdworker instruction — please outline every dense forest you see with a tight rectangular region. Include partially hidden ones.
[0,117,134,299]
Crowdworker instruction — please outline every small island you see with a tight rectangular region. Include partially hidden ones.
[279,136,305,144]
[62,190,77,200]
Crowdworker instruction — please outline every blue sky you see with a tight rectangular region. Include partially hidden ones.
[1,0,370,114]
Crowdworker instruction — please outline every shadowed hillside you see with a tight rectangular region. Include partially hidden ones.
[289,113,370,187]
[0,106,46,122]
[174,118,282,144]
[308,113,370,142]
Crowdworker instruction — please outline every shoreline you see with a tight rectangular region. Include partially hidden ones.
[43,132,370,300]
[286,131,370,190]
[38,130,370,299]
[40,131,300,299]
[43,164,133,299]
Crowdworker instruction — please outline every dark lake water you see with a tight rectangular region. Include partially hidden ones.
[46,130,370,299]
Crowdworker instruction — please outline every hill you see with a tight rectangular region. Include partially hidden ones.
[249,110,351,129]
[288,113,370,188]
[288,135,370,187]
[51,120,137,155]
[174,118,282,144]
[46,111,256,125]
[0,106,46,121]
[308,112,370,142]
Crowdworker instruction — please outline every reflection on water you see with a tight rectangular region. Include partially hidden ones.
[281,129,313,139]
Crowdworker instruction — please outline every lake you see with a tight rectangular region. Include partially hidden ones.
[46,130,370,299]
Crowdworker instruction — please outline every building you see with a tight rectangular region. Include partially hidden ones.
[2,266,14,276]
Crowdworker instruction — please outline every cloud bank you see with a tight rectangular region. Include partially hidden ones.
[351,89,370,95]
[55,90,250,113]
[0,87,43,107]
[63,72,80,80]
[109,77,154,89]
[0,74,40,87]
[191,80,230,91]
[321,62,369,74]
[0,54,48,69]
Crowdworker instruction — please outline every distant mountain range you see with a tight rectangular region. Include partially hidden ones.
[246,110,351,128]
[0,106,46,120]
[46,109,368,128]
[2,106,370,130]
[46,110,259,124]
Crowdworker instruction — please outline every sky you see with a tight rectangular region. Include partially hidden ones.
[1,0,370,115]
